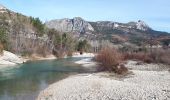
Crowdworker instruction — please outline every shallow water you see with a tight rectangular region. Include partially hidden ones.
[0,57,93,100]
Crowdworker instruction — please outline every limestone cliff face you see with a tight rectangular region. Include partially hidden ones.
[46,17,94,33]
[136,20,151,31]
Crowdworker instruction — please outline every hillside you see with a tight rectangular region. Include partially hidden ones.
[46,17,170,46]
[0,4,49,55]
[0,4,70,57]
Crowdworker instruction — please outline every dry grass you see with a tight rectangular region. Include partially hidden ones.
[52,49,66,58]
[67,50,73,57]
[150,49,170,65]
[100,47,170,74]
[123,48,170,65]
[123,52,153,63]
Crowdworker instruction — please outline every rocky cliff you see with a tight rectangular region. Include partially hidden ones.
[46,17,94,33]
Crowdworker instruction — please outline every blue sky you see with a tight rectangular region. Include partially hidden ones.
[0,0,170,32]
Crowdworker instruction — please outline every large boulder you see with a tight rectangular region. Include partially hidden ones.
[0,50,24,65]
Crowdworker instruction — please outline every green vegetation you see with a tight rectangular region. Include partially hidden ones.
[20,50,32,57]
[76,40,91,54]
[63,33,77,56]
[30,17,45,35]
[48,29,77,57]
[0,27,8,50]
[129,36,146,46]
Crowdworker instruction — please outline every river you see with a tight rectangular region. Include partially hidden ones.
[0,57,93,100]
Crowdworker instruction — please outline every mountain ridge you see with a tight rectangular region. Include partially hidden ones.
[46,17,153,32]
[46,17,170,45]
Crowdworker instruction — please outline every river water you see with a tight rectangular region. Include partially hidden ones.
[0,57,93,100]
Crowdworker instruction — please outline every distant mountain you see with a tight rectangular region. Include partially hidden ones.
[46,17,170,45]
[45,17,153,33]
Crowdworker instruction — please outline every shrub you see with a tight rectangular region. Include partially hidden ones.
[95,47,125,73]
[150,49,170,65]
[30,17,45,35]
[116,64,128,75]
[52,49,66,58]
[67,50,73,57]
[0,43,3,55]
[0,28,8,50]
[123,52,153,63]
[77,40,91,53]
[21,50,32,57]
[123,48,170,65]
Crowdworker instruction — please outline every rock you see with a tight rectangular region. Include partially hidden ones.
[136,20,151,31]
[0,50,24,65]
[45,17,94,33]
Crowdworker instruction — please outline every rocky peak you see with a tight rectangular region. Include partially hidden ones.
[136,20,151,31]
[45,17,94,33]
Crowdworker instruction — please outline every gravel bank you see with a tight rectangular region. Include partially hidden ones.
[37,61,170,100]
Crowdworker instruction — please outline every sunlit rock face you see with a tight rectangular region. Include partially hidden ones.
[136,20,151,31]
[45,17,94,33]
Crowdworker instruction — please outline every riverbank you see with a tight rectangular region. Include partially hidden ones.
[0,51,95,66]
[0,51,57,66]
[27,54,57,61]
[37,60,170,100]
[26,52,95,62]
